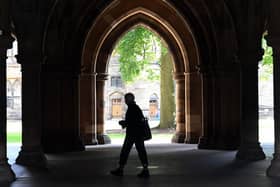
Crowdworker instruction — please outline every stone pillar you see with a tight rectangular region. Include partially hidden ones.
[172,73,186,143]
[80,73,98,145]
[96,73,111,144]
[266,0,280,176]
[185,71,202,144]
[0,34,15,182]
[236,52,265,161]
[267,42,280,177]
[16,59,47,167]
[198,64,213,149]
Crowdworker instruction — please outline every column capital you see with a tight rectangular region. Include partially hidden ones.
[173,72,185,81]
[265,34,280,47]
[239,48,264,63]
[81,72,97,77]
[21,62,42,73]
[213,55,240,74]
[196,64,213,75]
[16,53,43,66]
[0,34,14,56]
[96,73,109,81]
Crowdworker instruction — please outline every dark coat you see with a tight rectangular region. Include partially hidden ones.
[124,102,144,138]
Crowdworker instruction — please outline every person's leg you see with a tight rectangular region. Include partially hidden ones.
[135,139,149,178]
[119,136,134,166]
[135,139,148,167]
[111,136,134,176]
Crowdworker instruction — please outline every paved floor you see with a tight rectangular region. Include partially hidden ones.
[2,143,280,187]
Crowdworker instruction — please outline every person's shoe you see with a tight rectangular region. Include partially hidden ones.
[110,168,123,176]
[137,168,150,178]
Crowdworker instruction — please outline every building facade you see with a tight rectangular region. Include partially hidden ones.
[6,41,21,120]
[105,55,160,120]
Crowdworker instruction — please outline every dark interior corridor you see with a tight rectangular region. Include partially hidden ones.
[6,143,279,187]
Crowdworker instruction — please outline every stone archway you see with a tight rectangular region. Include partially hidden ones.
[80,0,202,144]
[41,0,240,151]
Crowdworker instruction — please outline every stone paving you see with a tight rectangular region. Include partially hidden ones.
[2,143,280,187]
[2,119,277,186]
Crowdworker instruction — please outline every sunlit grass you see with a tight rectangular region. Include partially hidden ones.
[107,132,174,141]
[7,132,21,143]
[6,119,274,144]
[7,131,173,144]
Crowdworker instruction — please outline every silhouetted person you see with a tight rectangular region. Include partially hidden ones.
[111,93,149,178]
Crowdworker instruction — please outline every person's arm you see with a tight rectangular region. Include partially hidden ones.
[118,120,127,128]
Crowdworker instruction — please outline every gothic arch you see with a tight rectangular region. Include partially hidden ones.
[80,0,201,144]
[41,0,240,149]
[82,6,199,74]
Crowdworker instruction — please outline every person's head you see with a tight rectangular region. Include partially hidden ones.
[124,93,135,105]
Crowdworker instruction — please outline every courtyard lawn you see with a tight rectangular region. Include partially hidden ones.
[107,131,174,144]
[7,132,21,143]
[6,119,275,144]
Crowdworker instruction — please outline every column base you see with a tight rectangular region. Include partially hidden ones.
[236,142,265,161]
[267,154,280,178]
[185,132,200,144]
[82,133,99,145]
[16,146,47,168]
[171,132,186,143]
[198,136,239,150]
[0,161,15,183]
[97,134,111,145]
[198,136,211,149]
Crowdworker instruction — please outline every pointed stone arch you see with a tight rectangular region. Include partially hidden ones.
[41,0,241,150]
[80,0,202,144]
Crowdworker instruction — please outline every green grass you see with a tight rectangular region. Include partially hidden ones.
[107,132,173,141]
[108,133,126,140]
[7,132,21,143]
[6,132,173,144]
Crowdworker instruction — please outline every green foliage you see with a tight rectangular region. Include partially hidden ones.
[114,26,175,129]
[261,38,273,66]
[259,38,273,81]
[115,26,162,83]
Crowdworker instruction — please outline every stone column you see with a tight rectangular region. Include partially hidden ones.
[198,64,213,149]
[96,73,111,144]
[236,52,265,161]
[79,73,98,145]
[172,73,186,143]
[185,71,202,144]
[267,42,280,177]
[16,59,47,167]
[0,34,15,182]
[266,0,280,177]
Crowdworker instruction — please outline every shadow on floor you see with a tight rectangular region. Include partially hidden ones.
[3,143,280,187]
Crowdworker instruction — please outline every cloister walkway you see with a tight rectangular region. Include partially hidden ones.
[3,143,280,187]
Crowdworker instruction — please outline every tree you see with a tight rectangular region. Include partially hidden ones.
[259,37,273,81]
[115,26,175,128]
[159,45,175,128]
[115,26,160,83]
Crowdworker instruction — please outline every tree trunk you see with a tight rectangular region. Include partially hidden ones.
[159,49,175,128]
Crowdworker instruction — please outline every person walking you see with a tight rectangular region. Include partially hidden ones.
[110,93,150,178]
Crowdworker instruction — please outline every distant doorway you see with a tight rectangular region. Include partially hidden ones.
[149,94,159,119]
